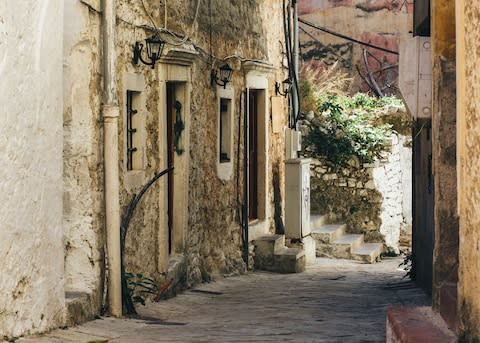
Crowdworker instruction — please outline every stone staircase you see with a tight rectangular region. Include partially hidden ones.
[253,234,306,273]
[310,214,383,263]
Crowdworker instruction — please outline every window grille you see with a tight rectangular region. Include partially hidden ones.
[126,90,138,170]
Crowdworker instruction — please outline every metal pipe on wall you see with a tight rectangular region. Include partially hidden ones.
[292,0,299,127]
[102,0,122,317]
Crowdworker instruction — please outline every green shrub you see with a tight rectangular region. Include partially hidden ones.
[303,94,393,165]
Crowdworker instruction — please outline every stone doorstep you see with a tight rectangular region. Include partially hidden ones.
[386,306,457,343]
[253,234,285,257]
[352,243,384,263]
[311,223,346,244]
[65,291,96,327]
[274,247,306,273]
[253,235,306,273]
[286,235,316,266]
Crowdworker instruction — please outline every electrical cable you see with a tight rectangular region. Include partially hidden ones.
[164,0,168,29]
[282,0,293,128]
[140,0,158,29]
[188,0,201,37]
[298,17,399,55]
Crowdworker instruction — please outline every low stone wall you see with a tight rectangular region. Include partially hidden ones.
[308,133,412,253]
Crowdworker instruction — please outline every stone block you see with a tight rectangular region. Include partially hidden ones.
[273,248,306,273]
[253,235,285,269]
[386,307,456,342]
[286,235,316,266]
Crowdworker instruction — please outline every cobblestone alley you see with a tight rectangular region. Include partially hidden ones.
[18,257,430,343]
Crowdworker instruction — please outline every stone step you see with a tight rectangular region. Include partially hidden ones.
[65,291,95,327]
[316,234,364,260]
[310,214,329,229]
[311,223,346,244]
[273,247,306,273]
[352,243,384,263]
[252,234,285,270]
[286,236,316,266]
[253,235,306,273]
[253,234,285,259]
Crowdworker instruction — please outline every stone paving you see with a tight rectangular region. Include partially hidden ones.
[17,257,430,343]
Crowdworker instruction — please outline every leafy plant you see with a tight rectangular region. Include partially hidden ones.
[125,273,158,306]
[398,252,415,280]
[303,94,392,165]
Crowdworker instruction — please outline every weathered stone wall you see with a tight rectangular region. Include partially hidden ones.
[304,105,412,252]
[457,1,480,339]
[65,0,287,295]
[0,1,65,337]
[308,133,411,251]
[63,0,104,315]
[299,0,413,95]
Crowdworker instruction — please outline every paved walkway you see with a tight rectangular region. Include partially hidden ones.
[18,257,430,342]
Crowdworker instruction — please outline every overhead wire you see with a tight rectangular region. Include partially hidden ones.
[140,0,158,29]
[298,17,399,55]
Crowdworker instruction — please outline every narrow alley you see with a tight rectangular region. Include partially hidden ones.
[18,258,433,343]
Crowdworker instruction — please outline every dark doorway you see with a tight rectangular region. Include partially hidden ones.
[166,83,175,254]
[249,90,259,220]
[412,118,434,295]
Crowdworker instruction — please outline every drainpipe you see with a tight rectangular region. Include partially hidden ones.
[292,0,299,127]
[102,0,122,317]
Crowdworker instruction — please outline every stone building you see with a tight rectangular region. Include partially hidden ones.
[0,0,292,337]
[298,0,413,95]
[387,0,480,341]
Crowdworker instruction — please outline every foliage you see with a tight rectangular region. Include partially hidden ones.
[303,93,393,165]
[398,252,415,280]
[300,61,353,98]
[125,272,158,306]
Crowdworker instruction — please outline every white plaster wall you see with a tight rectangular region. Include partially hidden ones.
[0,0,65,337]
[373,134,412,253]
[63,0,103,295]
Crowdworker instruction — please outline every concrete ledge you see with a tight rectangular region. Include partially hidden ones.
[386,306,456,343]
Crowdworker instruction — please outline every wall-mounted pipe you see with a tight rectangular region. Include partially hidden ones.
[102,0,122,317]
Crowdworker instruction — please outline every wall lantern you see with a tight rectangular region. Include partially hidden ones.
[275,78,292,97]
[211,63,234,89]
[132,32,165,69]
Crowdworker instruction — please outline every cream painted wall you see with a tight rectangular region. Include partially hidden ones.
[0,0,65,337]
[457,1,480,339]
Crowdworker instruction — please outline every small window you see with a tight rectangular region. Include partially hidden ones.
[219,98,232,163]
